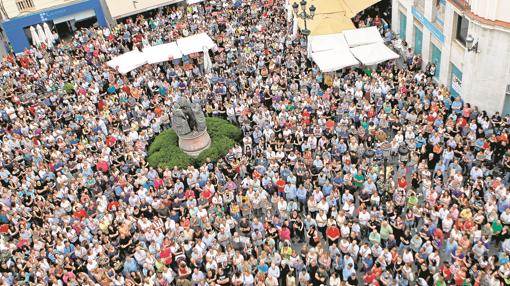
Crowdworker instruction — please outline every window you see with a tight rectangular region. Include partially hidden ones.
[456,14,469,45]
[433,0,445,27]
[16,0,35,13]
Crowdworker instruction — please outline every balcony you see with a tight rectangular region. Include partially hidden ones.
[16,0,35,13]
[432,0,445,29]
[414,0,425,13]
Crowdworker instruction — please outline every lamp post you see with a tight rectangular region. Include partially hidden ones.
[381,143,391,187]
[398,145,410,179]
[292,0,316,39]
[466,34,479,53]
[398,145,409,164]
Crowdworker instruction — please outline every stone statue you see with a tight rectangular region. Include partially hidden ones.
[191,103,207,131]
[171,97,207,136]
[171,97,211,156]
[171,108,192,136]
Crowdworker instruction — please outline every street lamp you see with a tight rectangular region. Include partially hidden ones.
[466,34,479,53]
[398,145,409,164]
[381,142,391,193]
[293,0,316,39]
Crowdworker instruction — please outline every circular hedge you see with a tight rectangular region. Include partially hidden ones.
[147,117,242,169]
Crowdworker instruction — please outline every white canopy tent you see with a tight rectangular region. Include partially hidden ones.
[350,42,399,66]
[186,0,203,4]
[108,33,218,74]
[176,33,216,55]
[343,26,383,47]
[308,33,348,53]
[311,48,359,72]
[107,48,148,74]
[203,45,212,74]
[142,42,183,64]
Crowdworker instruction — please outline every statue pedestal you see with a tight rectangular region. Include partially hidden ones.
[178,129,211,157]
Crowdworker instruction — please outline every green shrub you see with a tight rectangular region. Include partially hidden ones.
[63,83,75,94]
[147,117,242,169]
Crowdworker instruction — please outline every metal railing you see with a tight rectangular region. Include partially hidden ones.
[16,0,35,13]
[449,0,471,11]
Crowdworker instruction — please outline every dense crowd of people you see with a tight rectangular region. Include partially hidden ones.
[0,0,509,285]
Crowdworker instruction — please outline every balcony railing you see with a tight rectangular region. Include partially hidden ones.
[449,0,471,11]
[16,0,35,13]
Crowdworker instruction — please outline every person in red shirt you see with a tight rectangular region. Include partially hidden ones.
[200,188,212,202]
[433,228,444,248]
[160,245,173,265]
[107,201,120,211]
[441,262,452,282]
[276,178,286,195]
[398,177,408,189]
[20,56,30,68]
[363,270,379,285]
[184,189,195,199]
[456,117,467,128]
[326,222,340,245]
[279,223,291,241]
[73,209,87,220]
[302,110,311,126]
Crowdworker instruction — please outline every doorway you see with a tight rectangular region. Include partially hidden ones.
[399,11,406,40]
[75,16,97,30]
[503,85,510,116]
[431,44,441,80]
[55,21,73,40]
[414,25,422,55]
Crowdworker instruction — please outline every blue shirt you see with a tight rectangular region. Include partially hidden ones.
[322,184,333,196]
[284,184,297,200]
[296,187,307,201]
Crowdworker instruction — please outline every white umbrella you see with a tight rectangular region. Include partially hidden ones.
[43,23,54,47]
[29,26,41,47]
[203,46,212,74]
[36,24,46,45]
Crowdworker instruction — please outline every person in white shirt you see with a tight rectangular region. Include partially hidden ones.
[501,208,510,225]
[329,272,341,286]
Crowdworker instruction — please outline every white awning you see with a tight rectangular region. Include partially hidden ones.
[308,32,348,53]
[142,42,183,64]
[350,42,399,66]
[186,0,204,4]
[311,48,360,72]
[107,48,147,74]
[343,26,383,47]
[176,33,216,55]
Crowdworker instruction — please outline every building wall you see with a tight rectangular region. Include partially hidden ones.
[2,0,76,19]
[1,0,108,53]
[104,0,182,19]
[470,0,510,23]
[461,22,510,114]
[391,0,510,114]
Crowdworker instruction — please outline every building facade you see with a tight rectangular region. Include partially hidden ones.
[0,0,110,53]
[391,0,510,115]
[104,0,183,20]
